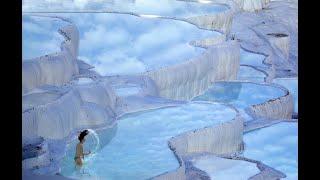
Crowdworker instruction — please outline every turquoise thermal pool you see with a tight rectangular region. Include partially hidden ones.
[192,82,286,109]
[71,13,219,75]
[237,66,266,82]
[22,0,229,18]
[22,16,69,60]
[61,102,236,179]
[23,13,220,76]
[243,122,298,180]
[273,78,298,113]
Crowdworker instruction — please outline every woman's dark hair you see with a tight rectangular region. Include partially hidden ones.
[78,130,89,142]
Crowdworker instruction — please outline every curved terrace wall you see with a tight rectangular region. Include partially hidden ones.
[189,34,226,49]
[246,83,294,120]
[233,0,270,12]
[185,7,234,34]
[152,108,244,180]
[145,40,240,101]
[22,82,117,140]
[267,34,290,60]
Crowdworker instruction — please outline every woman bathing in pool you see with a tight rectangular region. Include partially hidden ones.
[74,130,91,167]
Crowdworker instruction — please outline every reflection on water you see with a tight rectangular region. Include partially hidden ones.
[23,13,219,75]
[237,66,266,83]
[22,0,229,18]
[193,82,286,109]
[244,122,298,180]
[194,82,242,104]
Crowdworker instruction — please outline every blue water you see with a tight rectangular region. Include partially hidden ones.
[61,102,236,179]
[22,0,229,17]
[237,66,266,82]
[76,78,94,85]
[193,82,286,109]
[112,84,142,97]
[71,13,218,75]
[22,16,69,59]
[243,122,298,180]
[23,13,219,75]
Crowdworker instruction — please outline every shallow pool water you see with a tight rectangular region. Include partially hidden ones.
[22,0,229,17]
[112,84,142,97]
[273,78,298,113]
[240,49,268,68]
[22,15,69,60]
[23,13,219,76]
[237,66,266,82]
[193,82,286,109]
[61,102,236,179]
[243,122,298,180]
[76,78,94,85]
[70,13,218,75]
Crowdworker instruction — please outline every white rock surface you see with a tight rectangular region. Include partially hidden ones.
[146,40,240,100]
[22,25,80,95]
[192,155,260,180]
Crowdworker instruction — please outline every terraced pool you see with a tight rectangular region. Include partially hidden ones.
[193,82,286,109]
[22,0,229,17]
[273,78,298,113]
[61,102,236,179]
[243,122,298,180]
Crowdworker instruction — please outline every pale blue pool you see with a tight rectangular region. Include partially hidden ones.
[192,82,286,109]
[60,102,236,179]
[243,122,298,180]
[22,0,229,18]
[240,49,268,68]
[112,84,142,97]
[237,66,266,82]
[72,13,219,75]
[23,13,220,76]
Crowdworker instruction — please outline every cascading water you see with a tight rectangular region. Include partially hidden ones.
[84,129,100,157]
[61,129,101,178]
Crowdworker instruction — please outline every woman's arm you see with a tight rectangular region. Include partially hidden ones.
[84,150,91,155]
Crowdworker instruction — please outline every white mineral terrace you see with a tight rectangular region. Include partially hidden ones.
[191,155,260,180]
[22,0,297,179]
[273,77,298,113]
[240,49,268,68]
[22,16,69,59]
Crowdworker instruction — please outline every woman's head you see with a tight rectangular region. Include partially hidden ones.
[78,130,89,143]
